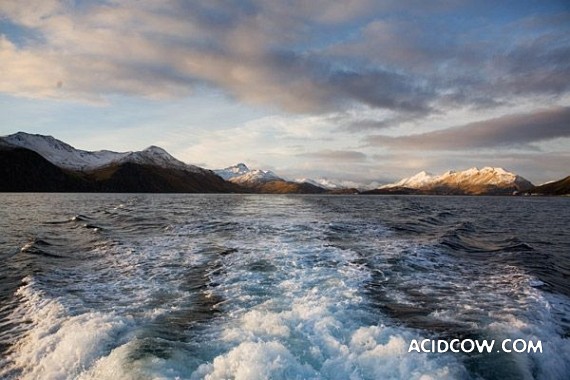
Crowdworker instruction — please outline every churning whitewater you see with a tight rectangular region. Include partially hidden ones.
[0,194,569,379]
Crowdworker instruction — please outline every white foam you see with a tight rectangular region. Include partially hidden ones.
[0,225,211,379]
[375,239,570,380]
[486,291,570,380]
[194,302,464,380]
[192,341,317,380]
[190,223,467,380]
[0,278,135,380]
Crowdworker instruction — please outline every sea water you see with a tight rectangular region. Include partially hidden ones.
[0,194,569,379]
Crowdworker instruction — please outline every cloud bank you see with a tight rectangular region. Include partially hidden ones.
[368,107,570,150]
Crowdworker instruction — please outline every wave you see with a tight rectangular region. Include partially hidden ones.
[19,239,65,259]
[439,232,534,255]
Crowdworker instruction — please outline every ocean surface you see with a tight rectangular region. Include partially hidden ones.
[0,194,569,380]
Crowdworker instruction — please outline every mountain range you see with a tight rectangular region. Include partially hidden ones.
[0,132,237,193]
[215,163,327,194]
[0,132,568,195]
[365,167,535,195]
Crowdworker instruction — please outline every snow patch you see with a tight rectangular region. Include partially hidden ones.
[379,171,434,189]
[294,177,343,190]
[215,163,282,184]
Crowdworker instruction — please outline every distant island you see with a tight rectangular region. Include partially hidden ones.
[1,132,568,196]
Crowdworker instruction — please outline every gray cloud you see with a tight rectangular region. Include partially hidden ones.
[326,10,570,113]
[0,1,568,118]
[325,69,433,113]
[299,149,368,161]
[493,34,570,97]
[338,112,427,132]
[368,107,570,150]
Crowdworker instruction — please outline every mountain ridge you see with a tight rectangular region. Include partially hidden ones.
[214,163,326,194]
[372,167,535,195]
[214,163,281,184]
[1,132,206,173]
[528,176,570,196]
[0,132,239,193]
[1,132,567,195]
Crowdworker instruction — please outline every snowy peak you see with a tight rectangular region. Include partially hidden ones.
[0,132,201,172]
[380,170,434,189]
[121,145,200,171]
[214,163,282,184]
[234,163,249,173]
[380,167,534,194]
[236,169,281,184]
[1,132,128,171]
[437,167,523,186]
[4,132,75,153]
[144,145,169,154]
[295,177,343,190]
[215,163,251,180]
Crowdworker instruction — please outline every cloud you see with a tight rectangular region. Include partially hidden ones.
[367,106,570,150]
[0,1,432,112]
[0,1,569,120]
[298,149,367,161]
[1,8,568,143]
[326,10,570,111]
[339,112,427,132]
[492,29,570,97]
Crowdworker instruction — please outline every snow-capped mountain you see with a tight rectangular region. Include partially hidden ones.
[0,132,237,193]
[2,132,127,171]
[119,146,199,172]
[4,132,559,196]
[378,167,534,194]
[435,167,533,189]
[215,163,282,184]
[294,177,344,190]
[214,164,331,193]
[214,163,250,180]
[379,171,434,189]
[1,132,202,172]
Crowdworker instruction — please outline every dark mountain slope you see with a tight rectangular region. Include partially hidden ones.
[0,146,242,193]
[0,147,92,192]
[529,176,570,196]
[86,162,242,193]
[248,179,327,194]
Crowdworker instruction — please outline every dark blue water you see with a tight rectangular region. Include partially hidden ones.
[0,194,569,379]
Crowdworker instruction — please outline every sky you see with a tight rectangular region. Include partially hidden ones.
[1,0,569,185]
